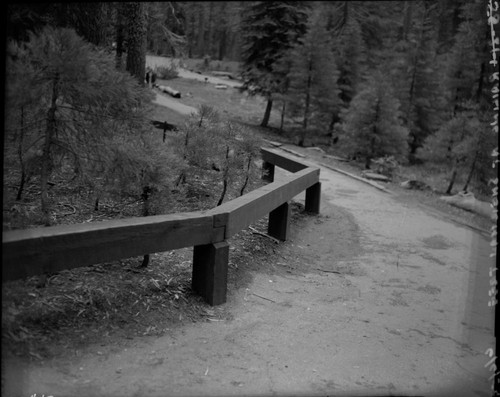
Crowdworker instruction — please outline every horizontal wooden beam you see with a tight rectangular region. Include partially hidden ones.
[261,147,311,173]
[2,212,224,281]
[3,147,321,294]
[210,167,320,238]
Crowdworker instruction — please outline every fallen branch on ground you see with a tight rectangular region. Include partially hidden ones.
[316,268,341,274]
[252,293,276,303]
[248,226,281,244]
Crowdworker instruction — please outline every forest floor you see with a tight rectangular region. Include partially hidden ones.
[2,142,495,397]
[2,63,497,396]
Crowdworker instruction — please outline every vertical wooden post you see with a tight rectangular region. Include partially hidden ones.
[262,161,275,182]
[305,182,321,214]
[192,241,229,306]
[268,202,291,241]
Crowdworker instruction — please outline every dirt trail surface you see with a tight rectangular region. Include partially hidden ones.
[153,92,198,116]
[146,55,244,88]
[3,147,495,397]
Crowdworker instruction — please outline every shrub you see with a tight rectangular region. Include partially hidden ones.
[372,156,399,178]
[155,63,178,80]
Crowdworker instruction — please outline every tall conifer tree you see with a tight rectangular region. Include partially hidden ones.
[285,9,340,146]
[240,1,309,127]
[339,72,408,169]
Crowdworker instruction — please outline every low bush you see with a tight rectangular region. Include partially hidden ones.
[155,64,179,80]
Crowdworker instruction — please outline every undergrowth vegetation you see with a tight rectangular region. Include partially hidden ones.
[2,27,266,360]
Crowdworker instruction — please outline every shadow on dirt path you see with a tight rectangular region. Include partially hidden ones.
[3,147,495,397]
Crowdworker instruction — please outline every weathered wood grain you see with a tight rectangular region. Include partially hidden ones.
[268,202,291,241]
[3,147,321,309]
[210,167,319,238]
[192,241,229,306]
[261,147,311,173]
[2,212,224,281]
[305,182,322,214]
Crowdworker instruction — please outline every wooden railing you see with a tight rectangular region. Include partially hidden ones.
[2,147,321,306]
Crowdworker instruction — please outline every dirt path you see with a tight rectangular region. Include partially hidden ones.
[146,55,244,88]
[153,91,198,116]
[3,149,495,397]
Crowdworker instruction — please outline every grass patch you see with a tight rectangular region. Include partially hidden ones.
[152,76,285,128]
[180,57,241,75]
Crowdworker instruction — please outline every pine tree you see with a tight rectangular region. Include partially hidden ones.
[400,1,444,163]
[285,9,340,146]
[420,107,485,194]
[339,72,408,169]
[240,1,309,127]
[329,17,365,138]
[125,2,147,85]
[145,2,186,57]
[5,27,154,225]
[434,0,496,194]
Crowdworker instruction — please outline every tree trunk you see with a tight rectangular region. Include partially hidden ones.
[240,154,253,196]
[299,61,313,147]
[303,63,312,131]
[140,185,152,267]
[217,178,228,206]
[188,7,195,58]
[261,98,273,127]
[401,1,413,41]
[463,152,478,192]
[115,3,125,70]
[41,76,59,225]
[217,145,231,206]
[218,28,227,60]
[365,156,372,169]
[125,2,146,85]
[16,106,26,201]
[176,129,190,186]
[207,1,215,57]
[279,101,286,132]
[328,111,340,137]
[343,1,349,25]
[81,2,106,46]
[16,172,27,202]
[446,166,458,194]
[197,3,206,57]
[475,30,490,103]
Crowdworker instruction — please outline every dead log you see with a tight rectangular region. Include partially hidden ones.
[158,85,181,98]
[211,71,235,79]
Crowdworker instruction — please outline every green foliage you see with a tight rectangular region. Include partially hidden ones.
[333,18,365,106]
[445,0,491,113]
[99,131,183,215]
[125,2,147,84]
[421,111,480,166]
[284,9,340,146]
[420,107,495,194]
[240,1,309,98]
[154,64,179,80]
[395,2,445,160]
[338,72,408,169]
[4,26,156,225]
[145,2,186,57]
[172,106,261,207]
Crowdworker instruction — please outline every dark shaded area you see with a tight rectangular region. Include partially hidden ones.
[150,120,179,142]
[150,120,179,132]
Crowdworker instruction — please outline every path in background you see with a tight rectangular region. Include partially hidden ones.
[147,55,244,88]
[152,91,198,116]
